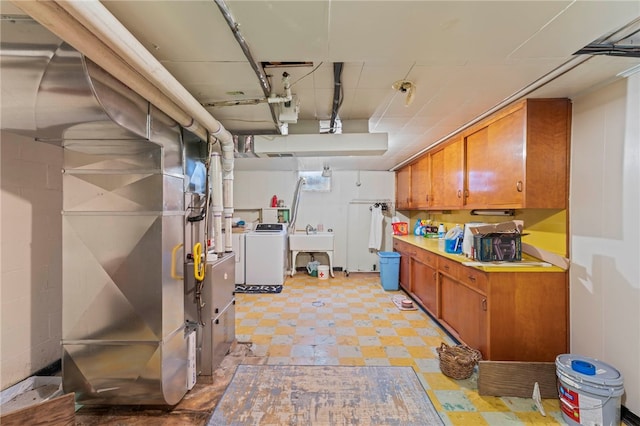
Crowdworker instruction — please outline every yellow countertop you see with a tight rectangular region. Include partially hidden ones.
[393,235,565,273]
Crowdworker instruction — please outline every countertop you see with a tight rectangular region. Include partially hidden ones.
[393,235,565,273]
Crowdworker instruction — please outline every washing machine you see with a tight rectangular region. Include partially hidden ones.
[245,223,288,285]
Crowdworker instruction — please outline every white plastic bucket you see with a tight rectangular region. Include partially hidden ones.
[317,265,329,280]
[556,354,624,426]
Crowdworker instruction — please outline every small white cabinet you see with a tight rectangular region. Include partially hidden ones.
[262,207,290,223]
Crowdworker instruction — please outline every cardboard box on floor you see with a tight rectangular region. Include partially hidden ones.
[478,361,557,399]
[0,393,75,426]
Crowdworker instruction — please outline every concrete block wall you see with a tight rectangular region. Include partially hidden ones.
[1,131,63,389]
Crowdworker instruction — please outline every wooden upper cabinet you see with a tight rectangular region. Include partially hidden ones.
[430,137,464,209]
[465,98,570,209]
[396,98,570,211]
[410,155,430,209]
[395,166,411,209]
[465,127,490,206]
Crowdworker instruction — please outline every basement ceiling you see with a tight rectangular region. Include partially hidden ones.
[2,1,640,172]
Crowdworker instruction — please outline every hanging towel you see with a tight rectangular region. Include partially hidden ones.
[368,205,384,250]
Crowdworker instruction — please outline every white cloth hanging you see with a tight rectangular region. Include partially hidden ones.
[368,205,384,250]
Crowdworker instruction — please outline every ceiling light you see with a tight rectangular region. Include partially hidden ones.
[392,80,416,107]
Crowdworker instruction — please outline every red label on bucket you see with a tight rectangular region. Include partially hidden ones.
[559,384,581,423]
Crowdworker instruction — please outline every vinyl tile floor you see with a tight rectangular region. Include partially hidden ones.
[236,272,569,426]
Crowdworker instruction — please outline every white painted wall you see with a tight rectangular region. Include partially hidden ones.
[233,170,396,270]
[570,74,640,412]
[0,131,63,389]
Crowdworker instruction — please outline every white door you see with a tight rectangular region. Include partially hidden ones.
[346,202,390,273]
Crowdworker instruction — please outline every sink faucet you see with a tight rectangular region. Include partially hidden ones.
[305,224,316,235]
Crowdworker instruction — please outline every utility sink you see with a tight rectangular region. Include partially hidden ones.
[289,232,334,252]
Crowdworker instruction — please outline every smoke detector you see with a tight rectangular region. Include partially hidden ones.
[392,80,416,107]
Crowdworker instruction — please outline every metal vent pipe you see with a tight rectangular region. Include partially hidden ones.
[12,0,236,253]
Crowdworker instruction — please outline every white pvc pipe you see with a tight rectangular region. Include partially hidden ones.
[210,153,224,255]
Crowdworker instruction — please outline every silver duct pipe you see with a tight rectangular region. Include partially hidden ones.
[32,43,187,405]
[12,0,236,256]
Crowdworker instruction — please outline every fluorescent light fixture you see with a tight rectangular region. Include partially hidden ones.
[253,133,388,157]
[470,209,515,216]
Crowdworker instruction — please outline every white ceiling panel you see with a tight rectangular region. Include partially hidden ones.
[102,1,243,62]
[328,2,573,62]
[227,1,330,61]
[510,1,640,60]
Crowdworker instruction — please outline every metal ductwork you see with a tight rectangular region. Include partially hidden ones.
[2,19,188,405]
[574,16,640,58]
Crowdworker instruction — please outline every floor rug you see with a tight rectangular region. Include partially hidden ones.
[208,365,444,425]
[391,294,418,311]
[234,284,282,294]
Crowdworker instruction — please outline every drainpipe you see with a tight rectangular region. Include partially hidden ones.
[220,141,236,253]
[210,152,224,255]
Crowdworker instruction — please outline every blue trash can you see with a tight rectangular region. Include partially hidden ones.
[378,251,400,291]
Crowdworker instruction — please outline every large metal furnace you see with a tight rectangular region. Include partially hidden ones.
[1,19,235,406]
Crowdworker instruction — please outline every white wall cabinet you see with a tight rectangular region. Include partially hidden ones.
[262,207,290,223]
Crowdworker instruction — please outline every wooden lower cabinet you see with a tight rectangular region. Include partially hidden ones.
[394,240,413,293]
[440,275,488,358]
[440,267,566,362]
[412,259,437,315]
[394,239,567,362]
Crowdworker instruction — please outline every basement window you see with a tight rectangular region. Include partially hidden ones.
[299,171,331,192]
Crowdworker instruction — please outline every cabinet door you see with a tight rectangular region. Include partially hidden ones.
[393,240,413,293]
[396,166,411,209]
[440,275,487,357]
[466,109,525,207]
[485,108,525,206]
[465,127,490,207]
[412,260,437,316]
[430,138,464,209]
[397,250,412,293]
[410,155,430,209]
[456,285,487,357]
[440,275,461,332]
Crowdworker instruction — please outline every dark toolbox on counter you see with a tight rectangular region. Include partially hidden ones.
[473,232,522,261]
[469,221,524,262]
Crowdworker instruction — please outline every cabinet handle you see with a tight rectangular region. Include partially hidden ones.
[481,298,487,311]
[457,189,462,198]
[516,181,523,192]
[467,275,476,282]
[433,272,437,281]
[443,264,450,271]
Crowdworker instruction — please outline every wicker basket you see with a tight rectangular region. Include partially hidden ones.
[436,342,482,380]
